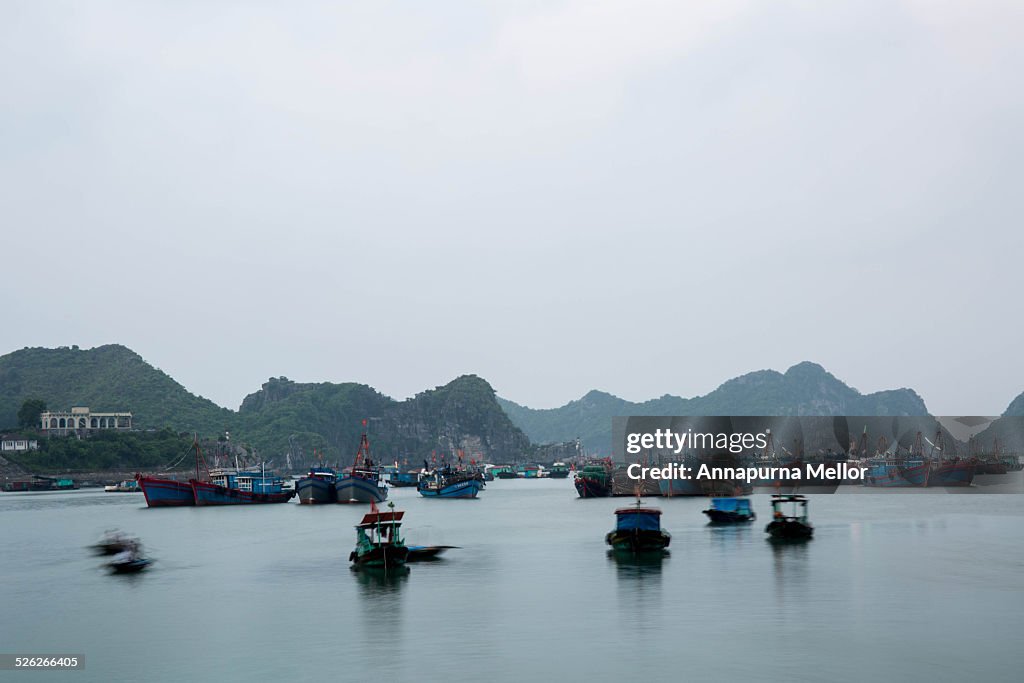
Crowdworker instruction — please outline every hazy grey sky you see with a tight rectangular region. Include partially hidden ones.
[2,1,1022,414]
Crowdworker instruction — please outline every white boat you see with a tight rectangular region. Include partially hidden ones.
[104,480,141,493]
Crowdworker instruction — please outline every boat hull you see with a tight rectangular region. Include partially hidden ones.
[138,477,196,507]
[605,529,671,553]
[765,520,813,540]
[191,480,296,505]
[296,477,337,504]
[864,463,919,487]
[927,461,976,487]
[335,476,388,504]
[108,559,152,573]
[350,544,409,569]
[417,479,482,498]
[703,509,756,524]
[574,478,611,498]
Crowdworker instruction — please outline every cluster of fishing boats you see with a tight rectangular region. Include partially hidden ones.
[606,493,813,556]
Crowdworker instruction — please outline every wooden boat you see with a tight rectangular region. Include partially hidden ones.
[406,545,458,562]
[417,468,483,498]
[137,475,195,507]
[336,425,388,504]
[574,460,613,498]
[296,465,338,504]
[548,462,570,479]
[389,471,421,487]
[765,494,813,540]
[492,465,517,479]
[703,497,756,524]
[605,499,671,553]
[137,437,205,507]
[349,501,409,569]
[192,467,295,505]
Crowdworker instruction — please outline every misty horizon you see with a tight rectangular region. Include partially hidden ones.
[3,2,1022,415]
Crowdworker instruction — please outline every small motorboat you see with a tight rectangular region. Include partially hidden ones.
[405,545,458,562]
[349,501,409,569]
[605,498,671,553]
[108,557,152,574]
[765,494,813,540]
[106,540,152,573]
[703,497,756,524]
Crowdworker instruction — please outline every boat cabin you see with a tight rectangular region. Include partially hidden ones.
[770,494,809,522]
[613,505,664,532]
[210,469,285,494]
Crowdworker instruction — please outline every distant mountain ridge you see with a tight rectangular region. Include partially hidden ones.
[498,362,930,452]
[3,345,1003,463]
[0,345,529,464]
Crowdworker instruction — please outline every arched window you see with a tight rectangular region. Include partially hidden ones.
[59,418,66,428]
[78,418,87,429]
[50,418,58,429]
[90,418,98,428]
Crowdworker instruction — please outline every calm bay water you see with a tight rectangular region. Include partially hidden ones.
[2,479,1023,682]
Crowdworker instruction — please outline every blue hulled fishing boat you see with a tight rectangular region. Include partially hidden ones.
[703,497,756,524]
[605,498,671,553]
[336,423,388,504]
[192,466,295,505]
[417,466,484,499]
[296,464,338,504]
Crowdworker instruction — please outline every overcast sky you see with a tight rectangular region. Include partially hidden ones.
[2,1,1022,414]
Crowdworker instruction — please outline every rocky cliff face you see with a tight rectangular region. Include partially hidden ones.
[237,374,531,465]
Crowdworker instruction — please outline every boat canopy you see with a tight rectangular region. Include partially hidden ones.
[710,497,752,512]
[614,508,662,531]
[357,510,404,528]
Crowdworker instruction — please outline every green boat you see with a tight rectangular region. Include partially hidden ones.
[349,501,409,569]
[548,462,570,479]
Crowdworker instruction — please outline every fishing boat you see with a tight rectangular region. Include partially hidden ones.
[335,425,388,504]
[574,460,613,498]
[296,465,338,504]
[492,465,517,479]
[863,458,921,487]
[192,465,295,505]
[137,475,195,507]
[349,501,409,569]
[104,480,141,493]
[703,497,756,524]
[389,471,421,488]
[765,494,813,540]
[548,462,570,479]
[417,467,483,498]
[605,498,671,553]
[137,436,206,507]
[517,464,542,478]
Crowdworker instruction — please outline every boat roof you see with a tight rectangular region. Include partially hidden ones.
[614,507,662,516]
[771,494,807,502]
[356,510,404,528]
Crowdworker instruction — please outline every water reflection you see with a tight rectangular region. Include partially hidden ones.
[770,539,810,601]
[351,565,410,593]
[607,550,667,578]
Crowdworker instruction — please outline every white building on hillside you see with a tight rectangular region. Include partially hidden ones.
[40,407,133,435]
